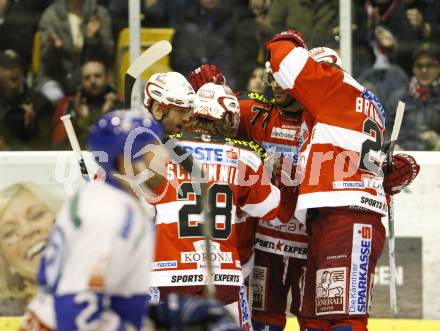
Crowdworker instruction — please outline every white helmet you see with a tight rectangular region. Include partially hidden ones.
[144,72,195,109]
[309,47,342,67]
[194,82,240,133]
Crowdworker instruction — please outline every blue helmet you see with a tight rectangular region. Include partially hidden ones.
[87,110,164,185]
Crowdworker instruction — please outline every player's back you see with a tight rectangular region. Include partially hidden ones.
[150,133,280,298]
[33,182,155,331]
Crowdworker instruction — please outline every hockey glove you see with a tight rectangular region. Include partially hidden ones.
[149,294,241,331]
[266,30,307,49]
[383,153,420,195]
[188,64,226,92]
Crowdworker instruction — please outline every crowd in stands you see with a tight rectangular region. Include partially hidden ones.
[0,0,439,151]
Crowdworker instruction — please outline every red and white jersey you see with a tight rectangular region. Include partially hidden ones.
[149,133,280,288]
[237,93,307,262]
[268,41,387,223]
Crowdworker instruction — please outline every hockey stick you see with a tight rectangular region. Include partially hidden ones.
[124,40,172,107]
[61,114,90,181]
[123,41,216,299]
[383,100,405,314]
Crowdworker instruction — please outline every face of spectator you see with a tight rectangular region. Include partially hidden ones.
[0,64,23,98]
[68,0,83,5]
[199,0,220,11]
[270,78,294,107]
[81,61,108,97]
[249,0,270,16]
[413,54,440,88]
[0,189,54,282]
[372,0,392,4]
[247,67,265,94]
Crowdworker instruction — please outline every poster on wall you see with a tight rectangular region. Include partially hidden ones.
[0,152,85,315]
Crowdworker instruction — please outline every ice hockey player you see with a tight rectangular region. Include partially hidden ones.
[187,48,341,331]
[143,71,196,135]
[237,47,344,331]
[146,81,297,329]
[20,109,244,331]
[20,110,165,331]
[265,30,420,331]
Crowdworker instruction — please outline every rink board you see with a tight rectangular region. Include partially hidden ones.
[2,317,440,330]
[0,151,439,319]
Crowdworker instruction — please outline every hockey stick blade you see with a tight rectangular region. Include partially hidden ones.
[124,40,172,107]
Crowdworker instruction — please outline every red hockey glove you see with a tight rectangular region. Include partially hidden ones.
[188,64,226,92]
[383,153,420,195]
[265,30,308,51]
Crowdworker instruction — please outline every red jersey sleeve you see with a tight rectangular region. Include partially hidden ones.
[267,40,347,119]
[237,98,255,139]
[236,150,280,221]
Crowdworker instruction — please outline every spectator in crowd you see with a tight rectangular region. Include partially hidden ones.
[170,0,243,89]
[232,0,273,90]
[142,0,187,28]
[246,65,266,94]
[358,27,409,107]
[106,0,187,41]
[52,57,124,149]
[37,0,114,105]
[365,0,440,74]
[106,0,128,39]
[387,42,440,150]
[0,50,53,151]
[269,0,372,75]
[268,0,339,48]
[0,182,60,316]
[0,0,37,69]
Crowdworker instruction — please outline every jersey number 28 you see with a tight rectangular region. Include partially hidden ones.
[177,183,232,240]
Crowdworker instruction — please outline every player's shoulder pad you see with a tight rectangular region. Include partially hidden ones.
[238,91,276,107]
[164,133,183,141]
[164,133,267,160]
[224,137,267,161]
[164,132,215,142]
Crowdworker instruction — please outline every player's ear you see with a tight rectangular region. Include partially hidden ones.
[151,102,164,121]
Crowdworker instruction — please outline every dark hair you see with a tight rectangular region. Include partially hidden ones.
[412,42,440,62]
[80,57,108,69]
